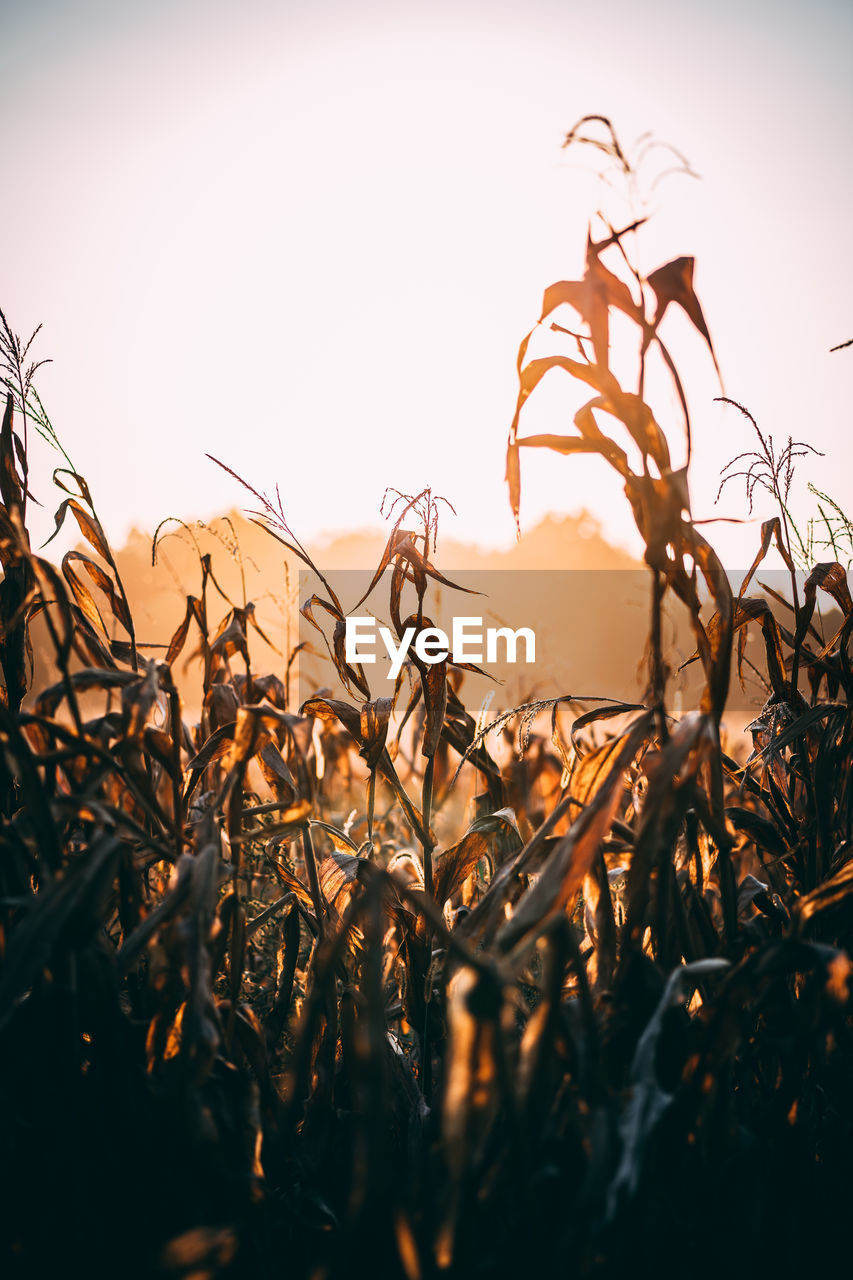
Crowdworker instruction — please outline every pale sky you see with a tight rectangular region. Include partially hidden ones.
[2,0,851,570]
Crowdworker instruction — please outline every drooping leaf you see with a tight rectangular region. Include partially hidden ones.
[497,714,651,956]
[606,958,730,1218]
[646,255,721,383]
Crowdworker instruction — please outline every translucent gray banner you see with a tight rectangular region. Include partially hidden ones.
[294,568,843,727]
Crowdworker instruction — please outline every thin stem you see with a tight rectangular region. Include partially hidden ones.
[421,754,435,900]
[301,824,326,940]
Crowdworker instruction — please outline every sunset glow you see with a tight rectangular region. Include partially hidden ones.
[3,0,851,567]
[3,5,853,1272]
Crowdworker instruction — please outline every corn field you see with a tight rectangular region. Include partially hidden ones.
[1,119,852,1278]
